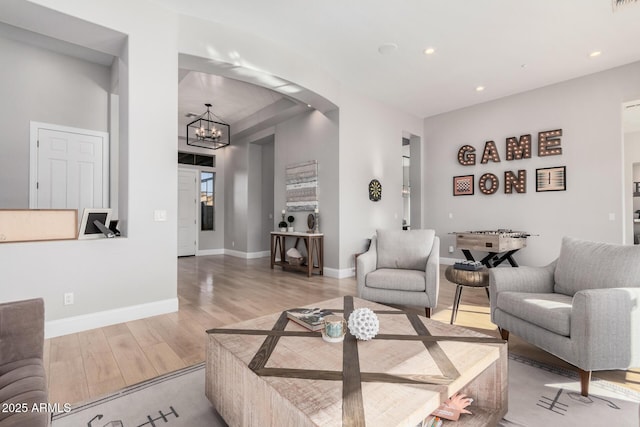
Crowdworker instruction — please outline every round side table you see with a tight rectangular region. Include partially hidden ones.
[444,265,490,325]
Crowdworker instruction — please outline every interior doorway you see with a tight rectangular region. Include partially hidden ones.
[623,100,640,245]
[178,168,198,256]
[402,138,411,229]
[402,133,422,230]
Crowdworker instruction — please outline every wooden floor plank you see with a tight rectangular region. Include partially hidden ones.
[77,329,126,398]
[142,342,187,375]
[105,329,158,385]
[43,255,640,405]
[47,334,89,404]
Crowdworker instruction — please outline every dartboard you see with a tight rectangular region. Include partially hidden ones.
[368,179,382,202]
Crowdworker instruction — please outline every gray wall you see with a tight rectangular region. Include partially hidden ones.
[260,140,275,251]
[338,89,423,272]
[0,35,111,208]
[424,61,640,266]
[274,110,340,269]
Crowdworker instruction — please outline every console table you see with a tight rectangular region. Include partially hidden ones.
[270,231,324,277]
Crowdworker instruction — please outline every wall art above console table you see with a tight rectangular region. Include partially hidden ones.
[453,129,566,196]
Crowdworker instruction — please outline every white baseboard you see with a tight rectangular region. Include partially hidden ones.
[195,249,270,259]
[45,298,179,338]
[197,249,224,256]
[324,267,354,279]
[225,249,270,259]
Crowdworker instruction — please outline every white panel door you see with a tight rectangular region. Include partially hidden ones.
[178,168,198,257]
[34,126,107,216]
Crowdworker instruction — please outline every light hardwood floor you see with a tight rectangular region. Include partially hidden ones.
[44,256,640,405]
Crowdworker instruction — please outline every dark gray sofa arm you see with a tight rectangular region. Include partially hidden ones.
[0,298,45,367]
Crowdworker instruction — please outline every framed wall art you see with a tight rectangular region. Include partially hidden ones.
[286,160,318,211]
[453,175,474,196]
[536,166,566,192]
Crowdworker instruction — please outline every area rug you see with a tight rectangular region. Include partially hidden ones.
[499,354,640,427]
[52,354,640,427]
[51,363,227,427]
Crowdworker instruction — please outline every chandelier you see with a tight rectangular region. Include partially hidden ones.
[186,103,230,149]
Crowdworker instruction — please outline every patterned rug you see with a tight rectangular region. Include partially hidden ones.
[52,354,640,427]
[500,354,640,426]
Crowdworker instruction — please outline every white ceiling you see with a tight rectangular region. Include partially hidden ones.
[178,71,285,127]
[152,0,640,119]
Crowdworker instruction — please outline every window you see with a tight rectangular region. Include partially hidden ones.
[178,151,215,168]
[201,171,215,230]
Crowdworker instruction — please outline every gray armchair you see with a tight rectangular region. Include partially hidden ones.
[490,236,640,396]
[356,229,440,317]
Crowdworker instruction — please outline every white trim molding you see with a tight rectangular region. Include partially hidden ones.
[324,267,354,279]
[197,249,225,256]
[224,249,270,259]
[45,298,178,338]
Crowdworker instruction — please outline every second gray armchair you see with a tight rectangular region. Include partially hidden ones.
[490,236,640,396]
[356,229,440,317]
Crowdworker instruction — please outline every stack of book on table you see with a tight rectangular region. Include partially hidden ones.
[285,308,334,331]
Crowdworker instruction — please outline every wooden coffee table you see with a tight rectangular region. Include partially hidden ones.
[206,296,507,427]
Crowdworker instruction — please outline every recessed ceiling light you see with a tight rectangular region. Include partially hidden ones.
[378,43,398,55]
[476,86,485,92]
[589,50,602,58]
[307,104,312,108]
[423,47,435,55]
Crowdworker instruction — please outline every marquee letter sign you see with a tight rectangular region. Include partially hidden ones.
[453,128,565,196]
[457,145,476,166]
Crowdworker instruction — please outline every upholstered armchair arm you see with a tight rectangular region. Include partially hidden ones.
[490,260,556,322]
[356,236,377,296]
[0,298,45,366]
[571,287,640,370]
[425,236,440,307]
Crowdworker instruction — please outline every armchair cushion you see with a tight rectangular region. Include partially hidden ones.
[365,269,426,292]
[554,236,640,296]
[377,229,434,270]
[496,292,573,337]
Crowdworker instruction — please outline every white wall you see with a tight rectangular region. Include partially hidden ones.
[424,61,640,266]
[338,89,423,272]
[0,35,110,208]
[0,0,179,336]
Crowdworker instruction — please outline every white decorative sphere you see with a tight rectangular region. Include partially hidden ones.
[347,307,379,340]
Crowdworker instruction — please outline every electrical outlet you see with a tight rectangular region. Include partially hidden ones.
[231,241,235,247]
[64,292,74,305]
[154,210,167,222]
[448,245,454,253]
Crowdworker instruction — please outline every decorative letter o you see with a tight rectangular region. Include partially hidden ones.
[479,173,499,195]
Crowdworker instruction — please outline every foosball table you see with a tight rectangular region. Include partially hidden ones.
[453,229,532,268]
